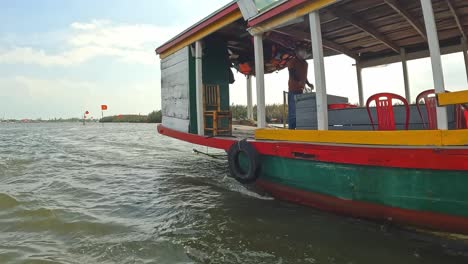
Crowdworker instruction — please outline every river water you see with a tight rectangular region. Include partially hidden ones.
[0,122,467,264]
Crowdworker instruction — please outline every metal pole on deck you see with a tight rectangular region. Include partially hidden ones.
[195,41,205,136]
[309,11,328,130]
[254,34,266,128]
[420,0,448,130]
[246,75,253,120]
[283,91,287,128]
[462,37,468,84]
[401,48,411,103]
[355,61,364,106]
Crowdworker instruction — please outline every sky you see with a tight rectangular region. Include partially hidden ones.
[0,0,467,119]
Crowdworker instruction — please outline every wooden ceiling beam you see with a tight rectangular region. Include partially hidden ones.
[328,8,400,53]
[384,0,427,41]
[322,39,359,60]
[272,28,359,60]
[446,0,466,40]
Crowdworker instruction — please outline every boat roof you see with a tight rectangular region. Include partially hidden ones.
[156,0,468,68]
[155,1,239,55]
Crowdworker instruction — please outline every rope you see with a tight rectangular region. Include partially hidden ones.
[193,148,227,160]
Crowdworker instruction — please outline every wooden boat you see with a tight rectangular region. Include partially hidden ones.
[155,0,468,234]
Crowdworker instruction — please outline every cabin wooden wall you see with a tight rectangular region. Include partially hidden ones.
[161,47,190,132]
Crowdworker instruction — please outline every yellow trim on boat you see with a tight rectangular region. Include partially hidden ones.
[255,129,468,146]
[159,10,243,60]
[437,90,468,106]
[248,0,337,35]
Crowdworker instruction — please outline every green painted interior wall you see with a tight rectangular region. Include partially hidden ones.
[188,48,198,134]
[202,37,230,112]
[188,37,231,135]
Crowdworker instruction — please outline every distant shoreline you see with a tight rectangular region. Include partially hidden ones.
[1,111,163,124]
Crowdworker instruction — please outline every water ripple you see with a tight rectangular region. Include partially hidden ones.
[0,123,467,264]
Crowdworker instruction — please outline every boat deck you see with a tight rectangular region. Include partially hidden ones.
[228,124,286,139]
[231,125,256,139]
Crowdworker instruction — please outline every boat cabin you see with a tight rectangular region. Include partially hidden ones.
[156,0,468,141]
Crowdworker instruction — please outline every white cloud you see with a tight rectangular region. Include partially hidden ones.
[0,20,178,66]
[0,75,160,119]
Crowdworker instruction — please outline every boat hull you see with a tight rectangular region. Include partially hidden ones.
[157,125,468,234]
[255,155,468,234]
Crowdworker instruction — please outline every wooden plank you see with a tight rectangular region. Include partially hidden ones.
[255,128,468,146]
[359,42,464,68]
[437,90,468,105]
[329,8,401,53]
[272,29,358,60]
[161,47,190,132]
[248,0,336,35]
[446,0,467,39]
[157,3,240,55]
[159,10,242,59]
[322,39,358,60]
[384,0,427,40]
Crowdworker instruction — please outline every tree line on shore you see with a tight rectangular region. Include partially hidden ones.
[100,104,287,124]
[230,104,287,123]
[2,105,286,124]
[100,111,162,123]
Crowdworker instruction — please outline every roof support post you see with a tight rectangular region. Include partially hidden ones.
[355,60,364,106]
[195,41,204,136]
[246,75,254,120]
[309,11,328,131]
[421,0,448,130]
[401,48,411,102]
[462,37,468,84]
[254,34,266,128]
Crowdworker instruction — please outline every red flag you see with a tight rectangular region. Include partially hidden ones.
[101,105,108,110]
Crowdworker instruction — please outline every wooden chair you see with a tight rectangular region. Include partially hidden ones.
[203,84,232,136]
[366,92,410,131]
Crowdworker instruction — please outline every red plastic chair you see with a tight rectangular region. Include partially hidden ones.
[416,89,467,129]
[455,104,467,129]
[416,89,437,130]
[366,93,410,131]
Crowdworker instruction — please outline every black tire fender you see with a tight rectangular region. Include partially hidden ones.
[227,139,260,184]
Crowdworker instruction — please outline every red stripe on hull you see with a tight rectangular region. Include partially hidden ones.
[252,141,468,171]
[157,124,234,150]
[157,125,468,171]
[256,179,468,235]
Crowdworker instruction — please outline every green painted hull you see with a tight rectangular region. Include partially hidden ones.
[258,155,468,218]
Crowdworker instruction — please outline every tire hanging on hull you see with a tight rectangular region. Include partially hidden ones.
[227,139,260,184]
